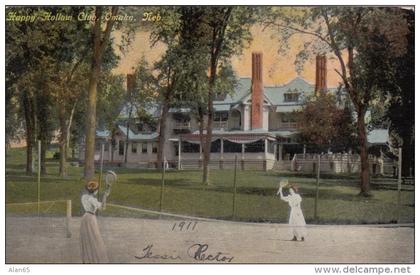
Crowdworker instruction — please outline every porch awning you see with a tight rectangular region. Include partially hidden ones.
[181,131,275,144]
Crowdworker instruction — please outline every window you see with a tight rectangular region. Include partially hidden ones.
[280,113,297,123]
[104,143,109,152]
[118,141,124,155]
[152,142,158,153]
[284,93,300,102]
[245,140,265,153]
[173,113,191,122]
[223,140,242,153]
[210,139,221,153]
[213,112,228,121]
[181,141,200,154]
[132,142,137,154]
[142,143,148,154]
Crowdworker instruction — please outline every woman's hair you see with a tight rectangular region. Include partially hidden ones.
[85,181,99,193]
[289,184,299,193]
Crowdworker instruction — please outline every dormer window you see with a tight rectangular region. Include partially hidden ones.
[284,92,300,102]
[213,111,228,121]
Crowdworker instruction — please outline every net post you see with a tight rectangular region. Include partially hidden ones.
[159,157,166,217]
[37,140,41,216]
[314,154,321,221]
[66,200,72,238]
[397,147,402,223]
[232,154,238,220]
[98,143,105,195]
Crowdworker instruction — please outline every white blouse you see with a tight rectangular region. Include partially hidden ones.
[279,187,303,209]
[81,193,102,214]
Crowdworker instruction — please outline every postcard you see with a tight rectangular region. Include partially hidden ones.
[4,4,415,271]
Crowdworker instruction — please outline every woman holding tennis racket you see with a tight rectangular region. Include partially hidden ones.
[277,179,307,241]
[80,171,117,263]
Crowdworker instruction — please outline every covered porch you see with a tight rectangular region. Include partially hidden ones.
[170,131,277,171]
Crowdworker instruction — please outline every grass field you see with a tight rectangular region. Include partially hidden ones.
[5,148,415,224]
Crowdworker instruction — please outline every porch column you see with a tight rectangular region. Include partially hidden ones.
[219,138,224,169]
[278,144,283,161]
[263,139,268,171]
[379,149,384,175]
[241,143,245,170]
[264,139,268,154]
[108,141,112,162]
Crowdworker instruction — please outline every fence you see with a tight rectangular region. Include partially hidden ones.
[292,153,397,175]
[135,152,413,225]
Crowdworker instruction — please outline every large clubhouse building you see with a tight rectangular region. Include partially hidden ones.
[79,52,388,171]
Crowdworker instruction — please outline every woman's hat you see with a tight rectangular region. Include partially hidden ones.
[86,181,99,192]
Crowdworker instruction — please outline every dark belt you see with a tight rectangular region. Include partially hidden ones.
[85,211,95,215]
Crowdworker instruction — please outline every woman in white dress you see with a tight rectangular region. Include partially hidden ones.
[277,180,307,241]
[80,181,110,263]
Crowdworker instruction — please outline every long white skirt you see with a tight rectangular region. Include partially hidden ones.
[80,213,109,263]
[289,207,307,239]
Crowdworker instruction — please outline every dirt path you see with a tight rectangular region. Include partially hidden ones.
[6,217,414,263]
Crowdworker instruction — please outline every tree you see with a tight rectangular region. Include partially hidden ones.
[123,57,156,164]
[200,7,256,184]
[266,7,409,195]
[6,7,74,175]
[298,93,357,152]
[6,7,43,174]
[84,6,119,180]
[384,9,414,177]
[149,6,248,175]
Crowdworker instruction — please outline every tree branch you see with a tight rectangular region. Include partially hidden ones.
[267,20,332,48]
[99,6,119,57]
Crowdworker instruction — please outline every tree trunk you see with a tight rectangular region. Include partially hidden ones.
[22,90,34,175]
[198,106,205,169]
[402,132,414,177]
[40,139,47,175]
[58,101,67,177]
[84,64,100,180]
[203,64,217,185]
[111,139,115,163]
[157,100,170,169]
[124,105,133,164]
[66,102,77,158]
[357,110,370,196]
[83,6,118,180]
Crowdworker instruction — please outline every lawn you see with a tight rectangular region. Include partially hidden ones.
[5,148,415,224]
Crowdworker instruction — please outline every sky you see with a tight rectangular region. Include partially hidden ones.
[113,24,344,88]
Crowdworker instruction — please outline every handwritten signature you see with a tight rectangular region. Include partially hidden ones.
[135,243,234,263]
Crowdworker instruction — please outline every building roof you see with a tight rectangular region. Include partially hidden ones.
[117,76,341,118]
[96,130,111,138]
[118,103,160,119]
[212,76,340,111]
[116,125,159,141]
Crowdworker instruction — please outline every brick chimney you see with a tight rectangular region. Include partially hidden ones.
[251,52,264,129]
[315,55,327,95]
